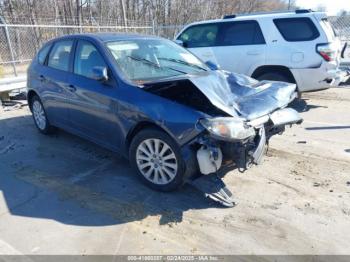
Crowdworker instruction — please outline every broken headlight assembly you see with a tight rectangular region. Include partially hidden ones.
[199,117,256,141]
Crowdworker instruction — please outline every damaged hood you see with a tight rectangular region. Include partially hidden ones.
[188,70,297,120]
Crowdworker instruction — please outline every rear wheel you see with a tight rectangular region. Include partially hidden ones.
[129,128,185,191]
[30,95,55,134]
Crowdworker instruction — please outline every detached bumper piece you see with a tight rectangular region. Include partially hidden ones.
[190,173,236,207]
[338,68,350,86]
[270,108,303,126]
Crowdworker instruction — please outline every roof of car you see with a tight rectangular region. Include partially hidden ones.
[183,10,326,26]
[52,33,161,42]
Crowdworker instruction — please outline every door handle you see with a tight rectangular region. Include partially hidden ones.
[247,50,262,56]
[38,75,46,81]
[68,85,76,92]
[202,53,213,58]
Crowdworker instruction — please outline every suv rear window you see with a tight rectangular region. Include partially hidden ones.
[273,18,320,42]
[218,21,265,45]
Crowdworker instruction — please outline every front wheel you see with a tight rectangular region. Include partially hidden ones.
[129,128,186,192]
[256,72,293,83]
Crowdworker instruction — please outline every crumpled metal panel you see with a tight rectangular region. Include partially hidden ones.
[270,108,303,126]
[189,70,297,120]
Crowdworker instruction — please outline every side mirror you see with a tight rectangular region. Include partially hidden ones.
[174,39,184,46]
[205,61,220,71]
[174,39,188,48]
[92,66,108,82]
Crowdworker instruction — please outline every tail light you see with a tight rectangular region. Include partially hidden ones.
[316,43,337,62]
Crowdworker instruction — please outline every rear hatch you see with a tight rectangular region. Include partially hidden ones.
[314,13,343,64]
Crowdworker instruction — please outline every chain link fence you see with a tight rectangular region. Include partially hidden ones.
[0,21,157,78]
[329,15,350,66]
[0,15,349,79]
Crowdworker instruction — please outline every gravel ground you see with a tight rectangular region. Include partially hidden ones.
[0,88,349,255]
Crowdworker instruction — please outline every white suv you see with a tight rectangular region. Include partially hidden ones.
[175,10,348,93]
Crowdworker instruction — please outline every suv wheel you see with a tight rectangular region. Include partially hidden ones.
[257,72,293,83]
[257,72,301,98]
[129,128,185,192]
[30,95,54,134]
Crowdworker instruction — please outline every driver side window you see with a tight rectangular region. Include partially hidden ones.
[178,24,218,48]
[74,40,107,79]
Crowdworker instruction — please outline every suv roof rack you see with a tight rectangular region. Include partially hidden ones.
[223,14,236,19]
[295,9,312,14]
[222,9,313,19]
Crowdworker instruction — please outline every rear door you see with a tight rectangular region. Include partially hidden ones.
[67,39,121,149]
[177,20,266,74]
[213,20,266,74]
[39,39,74,127]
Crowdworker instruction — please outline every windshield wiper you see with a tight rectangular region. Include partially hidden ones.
[127,56,186,74]
[158,57,207,71]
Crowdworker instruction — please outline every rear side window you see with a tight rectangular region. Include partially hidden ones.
[38,43,52,65]
[218,21,265,45]
[47,40,73,71]
[273,18,320,42]
[177,24,219,48]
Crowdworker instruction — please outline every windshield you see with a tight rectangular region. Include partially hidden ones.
[106,38,207,83]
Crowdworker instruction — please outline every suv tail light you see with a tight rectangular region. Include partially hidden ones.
[316,43,337,61]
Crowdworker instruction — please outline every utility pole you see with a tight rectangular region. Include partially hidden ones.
[288,0,291,10]
[120,0,127,27]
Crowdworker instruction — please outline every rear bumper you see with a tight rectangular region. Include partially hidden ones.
[291,63,348,92]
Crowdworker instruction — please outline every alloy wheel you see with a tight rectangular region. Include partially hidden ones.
[136,138,178,185]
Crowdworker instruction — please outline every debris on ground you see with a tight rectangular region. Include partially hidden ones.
[0,90,27,111]
[190,173,236,207]
[297,141,307,144]
[1,100,28,111]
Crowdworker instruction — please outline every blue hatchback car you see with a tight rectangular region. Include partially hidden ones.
[27,33,302,192]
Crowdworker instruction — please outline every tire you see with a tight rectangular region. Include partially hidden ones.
[129,128,186,192]
[257,72,293,83]
[30,95,55,134]
[257,72,302,99]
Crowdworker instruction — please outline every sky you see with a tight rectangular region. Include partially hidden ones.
[295,0,350,15]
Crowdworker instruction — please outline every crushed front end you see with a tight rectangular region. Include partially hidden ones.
[193,107,302,175]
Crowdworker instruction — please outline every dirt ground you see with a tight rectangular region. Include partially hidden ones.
[0,88,349,256]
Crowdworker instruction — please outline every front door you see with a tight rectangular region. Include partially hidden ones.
[178,23,219,65]
[212,20,266,74]
[67,40,121,150]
